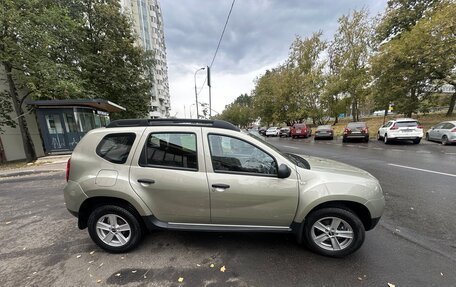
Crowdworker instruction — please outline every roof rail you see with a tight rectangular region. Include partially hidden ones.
[107,118,240,131]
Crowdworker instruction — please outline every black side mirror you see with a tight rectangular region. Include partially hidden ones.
[278,164,291,179]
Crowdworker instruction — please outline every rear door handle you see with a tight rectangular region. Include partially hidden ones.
[138,179,155,185]
[211,183,230,192]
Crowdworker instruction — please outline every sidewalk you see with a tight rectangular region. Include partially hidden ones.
[0,155,70,178]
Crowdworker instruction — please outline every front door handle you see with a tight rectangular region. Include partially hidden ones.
[138,179,155,185]
[211,183,230,192]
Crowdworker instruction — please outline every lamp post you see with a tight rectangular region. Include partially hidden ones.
[194,67,205,119]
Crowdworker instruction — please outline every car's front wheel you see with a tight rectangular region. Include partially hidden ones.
[87,205,143,253]
[442,135,449,145]
[303,207,365,257]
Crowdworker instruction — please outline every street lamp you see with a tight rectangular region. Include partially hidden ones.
[194,67,205,119]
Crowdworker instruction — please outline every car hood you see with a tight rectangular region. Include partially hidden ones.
[294,154,376,180]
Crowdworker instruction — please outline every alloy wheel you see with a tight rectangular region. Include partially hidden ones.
[311,216,354,251]
[96,214,131,247]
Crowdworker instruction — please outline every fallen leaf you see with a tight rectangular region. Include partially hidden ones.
[441,272,444,276]
[388,283,396,287]
[76,255,82,259]
[97,279,102,283]
[23,247,26,250]
[99,263,104,267]
[132,270,137,273]
[120,256,125,260]
[32,272,37,275]
[210,264,215,268]
[220,266,226,272]
[178,277,184,283]
[87,267,90,271]
[90,251,95,255]
[196,264,201,267]
[89,274,93,278]
[357,277,362,281]
[88,260,94,264]
[410,207,414,210]
[115,273,121,277]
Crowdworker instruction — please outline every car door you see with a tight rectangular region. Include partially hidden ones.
[129,127,210,223]
[203,130,299,227]
[430,123,444,140]
[379,121,391,136]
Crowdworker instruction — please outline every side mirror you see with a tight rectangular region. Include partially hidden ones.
[277,164,291,179]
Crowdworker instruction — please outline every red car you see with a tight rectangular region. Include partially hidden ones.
[291,123,311,138]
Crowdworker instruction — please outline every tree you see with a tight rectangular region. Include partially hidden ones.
[330,9,373,121]
[216,94,255,127]
[1,0,81,161]
[69,0,153,119]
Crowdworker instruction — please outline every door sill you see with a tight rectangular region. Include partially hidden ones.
[143,216,292,232]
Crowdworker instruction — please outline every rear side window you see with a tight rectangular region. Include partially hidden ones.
[139,133,198,170]
[96,133,136,164]
[293,124,306,128]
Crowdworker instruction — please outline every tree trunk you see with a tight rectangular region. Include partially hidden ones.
[333,114,339,125]
[351,99,358,122]
[446,91,456,117]
[3,62,37,162]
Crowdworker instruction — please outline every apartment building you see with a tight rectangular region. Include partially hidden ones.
[121,0,171,118]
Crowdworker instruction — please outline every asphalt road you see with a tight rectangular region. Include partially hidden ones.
[0,138,455,287]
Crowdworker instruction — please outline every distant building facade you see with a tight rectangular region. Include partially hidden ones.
[121,0,171,118]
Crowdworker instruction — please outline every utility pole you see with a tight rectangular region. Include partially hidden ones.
[207,66,212,118]
[194,67,205,119]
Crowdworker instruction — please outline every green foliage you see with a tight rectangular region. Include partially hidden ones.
[216,94,254,127]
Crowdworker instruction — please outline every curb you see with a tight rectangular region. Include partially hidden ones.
[0,169,64,178]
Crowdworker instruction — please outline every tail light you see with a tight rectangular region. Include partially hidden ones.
[417,125,423,129]
[344,128,351,134]
[66,158,71,182]
[390,124,398,130]
[361,127,369,133]
[451,128,456,132]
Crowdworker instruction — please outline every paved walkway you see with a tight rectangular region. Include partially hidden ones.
[0,155,70,178]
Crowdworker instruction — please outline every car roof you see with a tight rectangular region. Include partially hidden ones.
[107,118,240,132]
[393,118,418,122]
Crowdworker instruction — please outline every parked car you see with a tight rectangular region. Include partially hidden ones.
[377,118,423,144]
[64,119,384,257]
[279,127,291,137]
[373,110,395,116]
[291,123,311,138]
[314,125,334,140]
[265,127,280,137]
[343,122,369,143]
[425,121,456,145]
[258,127,267,136]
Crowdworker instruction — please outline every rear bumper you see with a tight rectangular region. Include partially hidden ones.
[344,134,368,139]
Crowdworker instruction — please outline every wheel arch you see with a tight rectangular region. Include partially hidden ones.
[293,200,373,244]
[78,196,144,230]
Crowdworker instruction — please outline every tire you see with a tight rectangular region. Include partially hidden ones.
[425,133,430,141]
[342,137,347,143]
[413,138,421,144]
[364,137,369,143]
[377,133,382,141]
[87,205,143,253]
[384,134,390,144]
[441,136,448,145]
[330,136,334,140]
[303,207,365,257]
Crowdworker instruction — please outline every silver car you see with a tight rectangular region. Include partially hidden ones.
[64,119,385,257]
[426,121,456,145]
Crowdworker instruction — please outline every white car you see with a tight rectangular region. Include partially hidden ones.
[377,118,423,144]
[265,127,280,137]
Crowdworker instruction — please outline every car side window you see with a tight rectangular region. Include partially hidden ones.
[139,132,198,170]
[385,122,393,128]
[443,123,454,130]
[208,134,278,176]
[96,133,136,164]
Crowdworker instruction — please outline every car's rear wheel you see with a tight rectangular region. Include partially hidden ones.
[303,207,365,257]
[425,133,430,141]
[384,134,390,144]
[441,135,449,145]
[413,138,421,144]
[87,205,143,253]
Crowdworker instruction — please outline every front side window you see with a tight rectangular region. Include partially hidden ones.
[208,134,277,176]
[96,133,136,164]
[140,133,197,170]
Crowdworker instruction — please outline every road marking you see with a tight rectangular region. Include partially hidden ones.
[283,145,299,149]
[391,149,404,152]
[388,163,456,178]
[346,145,356,147]
[357,146,368,149]
[416,151,431,154]
[373,147,384,150]
[445,152,456,155]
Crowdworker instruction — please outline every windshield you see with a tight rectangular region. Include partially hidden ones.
[246,132,299,166]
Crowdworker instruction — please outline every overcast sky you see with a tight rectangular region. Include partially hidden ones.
[160,0,387,118]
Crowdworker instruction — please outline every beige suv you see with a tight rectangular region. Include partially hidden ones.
[64,119,385,257]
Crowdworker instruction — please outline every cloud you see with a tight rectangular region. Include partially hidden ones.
[160,0,387,118]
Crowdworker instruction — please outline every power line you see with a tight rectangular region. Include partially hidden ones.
[196,0,236,96]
